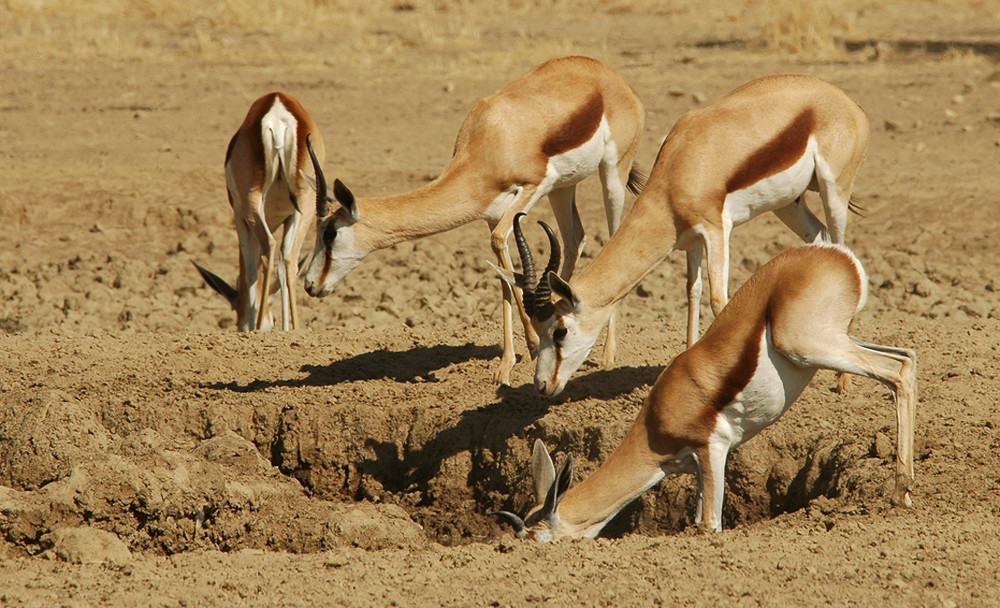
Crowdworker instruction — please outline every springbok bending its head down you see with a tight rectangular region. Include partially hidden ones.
[299,56,646,385]
[193,92,327,331]
[493,244,916,541]
[511,74,870,397]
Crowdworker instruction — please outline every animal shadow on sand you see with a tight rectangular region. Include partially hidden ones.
[201,342,499,392]
[359,361,663,512]
[201,340,662,537]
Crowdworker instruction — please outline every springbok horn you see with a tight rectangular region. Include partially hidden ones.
[512,212,536,316]
[487,510,528,539]
[532,220,561,319]
[305,134,329,219]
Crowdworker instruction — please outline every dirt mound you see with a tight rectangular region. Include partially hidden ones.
[0,421,425,558]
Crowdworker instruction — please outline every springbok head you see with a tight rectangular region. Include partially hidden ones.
[301,135,368,298]
[490,439,575,543]
[511,214,601,397]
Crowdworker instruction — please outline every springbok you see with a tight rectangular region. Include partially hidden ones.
[194,92,326,331]
[492,243,917,541]
[300,56,646,385]
[511,74,870,397]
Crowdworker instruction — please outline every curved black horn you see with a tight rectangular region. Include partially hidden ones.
[512,212,537,316]
[487,510,528,539]
[305,134,329,219]
[532,221,561,319]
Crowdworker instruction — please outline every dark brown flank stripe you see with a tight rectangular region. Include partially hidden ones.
[641,304,768,453]
[708,314,765,412]
[232,93,274,184]
[541,92,604,157]
[685,312,766,441]
[726,109,816,194]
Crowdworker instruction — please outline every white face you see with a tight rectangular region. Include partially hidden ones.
[532,310,600,397]
[521,506,562,543]
[303,214,366,298]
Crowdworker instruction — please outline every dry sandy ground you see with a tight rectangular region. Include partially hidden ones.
[1,1,999,606]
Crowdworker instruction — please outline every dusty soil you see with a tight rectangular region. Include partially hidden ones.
[2,1,1000,605]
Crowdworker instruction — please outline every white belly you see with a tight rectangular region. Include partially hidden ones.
[542,116,612,191]
[723,136,818,228]
[713,325,816,446]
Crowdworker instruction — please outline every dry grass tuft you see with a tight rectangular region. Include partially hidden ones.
[755,0,854,57]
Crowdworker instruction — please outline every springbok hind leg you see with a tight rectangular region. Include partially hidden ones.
[786,336,917,507]
[848,339,918,507]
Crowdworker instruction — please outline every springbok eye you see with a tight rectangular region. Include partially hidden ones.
[323,223,337,246]
[553,327,568,342]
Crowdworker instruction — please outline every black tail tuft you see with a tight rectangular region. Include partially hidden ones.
[191,261,238,307]
[848,195,866,217]
[626,165,647,196]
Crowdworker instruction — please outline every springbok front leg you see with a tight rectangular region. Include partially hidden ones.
[490,186,542,384]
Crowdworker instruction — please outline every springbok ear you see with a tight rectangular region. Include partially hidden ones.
[486,262,526,290]
[547,272,583,314]
[192,261,237,309]
[299,170,316,190]
[530,439,555,505]
[541,452,574,518]
[297,253,312,278]
[333,178,360,222]
[299,171,334,202]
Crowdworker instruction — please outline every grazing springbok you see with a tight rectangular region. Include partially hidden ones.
[492,243,917,541]
[300,56,646,385]
[194,92,326,331]
[510,74,870,397]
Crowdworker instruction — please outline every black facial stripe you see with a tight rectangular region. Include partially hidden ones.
[323,223,337,247]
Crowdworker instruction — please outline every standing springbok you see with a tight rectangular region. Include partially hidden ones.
[511,74,870,397]
[300,56,646,385]
[492,243,917,540]
[194,92,326,331]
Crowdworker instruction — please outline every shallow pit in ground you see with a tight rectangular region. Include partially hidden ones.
[271,386,907,545]
[0,329,915,555]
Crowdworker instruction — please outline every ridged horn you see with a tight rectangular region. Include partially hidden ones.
[532,221,561,319]
[512,212,537,316]
[305,134,329,219]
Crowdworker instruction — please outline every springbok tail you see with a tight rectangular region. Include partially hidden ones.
[848,195,866,217]
[626,164,647,196]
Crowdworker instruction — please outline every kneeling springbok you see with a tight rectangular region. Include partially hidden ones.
[194,92,326,331]
[492,244,916,541]
[512,74,870,397]
[300,56,646,385]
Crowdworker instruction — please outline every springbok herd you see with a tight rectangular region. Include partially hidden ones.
[193,55,916,542]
